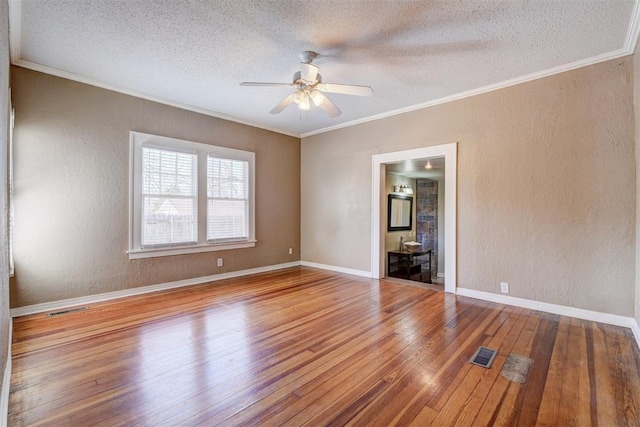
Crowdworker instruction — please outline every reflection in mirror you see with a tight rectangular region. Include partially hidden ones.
[388,194,413,231]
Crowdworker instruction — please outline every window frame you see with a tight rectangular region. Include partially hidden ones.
[8,104,14,276]
[129,131,256,259]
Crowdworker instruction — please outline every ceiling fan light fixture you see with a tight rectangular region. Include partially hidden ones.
[309,90,325,106]
[240,50,372,117]
[299,95,310,111]
[292,89,305,104]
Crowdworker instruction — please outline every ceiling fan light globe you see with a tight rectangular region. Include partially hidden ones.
[292,89,305,104]
[309,90,325,106]
[299,96,310,111]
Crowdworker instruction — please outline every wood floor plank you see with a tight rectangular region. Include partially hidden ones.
[590,321,620,425]
[573,318,595,427]
[8,267,640,426]
[604,324,640,425]
[535,316,571,425]
[508,312,560,425]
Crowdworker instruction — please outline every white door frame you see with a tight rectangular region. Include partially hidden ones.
[371,143,457,293]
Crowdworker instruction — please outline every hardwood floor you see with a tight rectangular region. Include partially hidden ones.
[9,267,640,426]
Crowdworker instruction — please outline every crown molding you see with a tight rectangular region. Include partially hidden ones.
[303,0,640,138]
[624,0,640,53]
[11,58,301,139]
[301,47,633,138]
[7,1,300,138]
[8,0,20,64]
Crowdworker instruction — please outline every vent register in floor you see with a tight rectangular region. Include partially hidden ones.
[470,346,498,368]
[470,346,533,383]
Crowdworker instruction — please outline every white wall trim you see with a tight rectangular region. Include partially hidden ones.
[10,262,301,318]
[7,0,20,64]
[300,261,372,278]
[371,143,457,294]
[631,319,640,350]
[624,0,640,53]
[9,58,300,139]
[128,241,258,259]
[301,50,634,138]
[0,321,12,427]
[13,50,635,142]
[457,288,640,349]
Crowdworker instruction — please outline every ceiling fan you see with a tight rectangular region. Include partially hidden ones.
[240,51,373,118]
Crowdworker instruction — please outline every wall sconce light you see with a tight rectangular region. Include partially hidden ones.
[394,183,413,194]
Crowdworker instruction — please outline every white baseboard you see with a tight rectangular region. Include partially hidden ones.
[299,261,372,278]
[437,272,445,278]
[10,261,301,317]
[456,288,640,348]
[631,319,640,350]
[1,321,12,427]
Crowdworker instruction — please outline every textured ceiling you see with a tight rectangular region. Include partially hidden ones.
[9,0,640,137]
[387,157,445,180]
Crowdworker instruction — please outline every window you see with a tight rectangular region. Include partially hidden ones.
[207,157,248,242]
[130,132,255,259]
[142,147,197,247]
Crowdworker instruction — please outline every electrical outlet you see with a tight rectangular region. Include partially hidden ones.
[217,258,223,267]
[500,282,509,294]
[289,248,293,255]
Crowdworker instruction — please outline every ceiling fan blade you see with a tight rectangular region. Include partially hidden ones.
[240,82,295,87]
[269,94,295,114]
[300,63,319,83]
[317,95,342,118]
[317,83,373,97]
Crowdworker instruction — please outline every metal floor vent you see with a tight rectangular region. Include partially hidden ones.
[470,346,498,368]
[47,306,88,317]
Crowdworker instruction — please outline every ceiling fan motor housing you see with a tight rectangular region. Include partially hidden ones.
[298,50,318,64]
[293,71,322,86]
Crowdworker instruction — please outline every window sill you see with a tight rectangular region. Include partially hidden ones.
[128,240,257,259]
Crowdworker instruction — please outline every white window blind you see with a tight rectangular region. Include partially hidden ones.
[207,157,248,241]
[141,147,197,247]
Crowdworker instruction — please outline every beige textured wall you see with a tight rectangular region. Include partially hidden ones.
[10,67,300,307]
[0,0,12,396]
[302,57,635,316]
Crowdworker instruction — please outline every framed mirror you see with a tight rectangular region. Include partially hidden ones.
[387,194,413,231]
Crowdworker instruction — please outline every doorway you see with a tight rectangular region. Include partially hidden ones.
[371,143,457,293]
